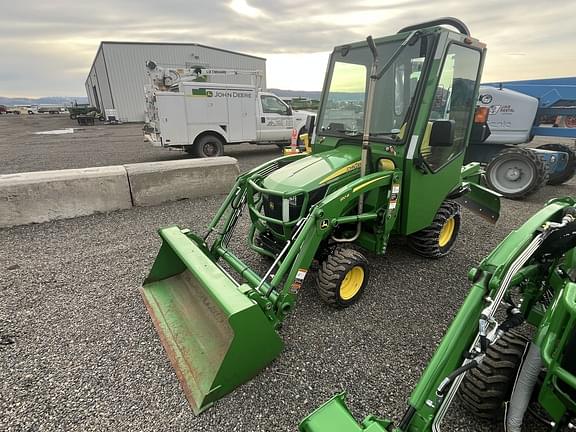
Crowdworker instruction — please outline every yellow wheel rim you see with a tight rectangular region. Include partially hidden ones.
[438,217,455,247]
[339,266,365,300]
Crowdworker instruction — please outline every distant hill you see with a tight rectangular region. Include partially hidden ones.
[267,89,322,99]
[1,89,323,107]
[0,96,88,106]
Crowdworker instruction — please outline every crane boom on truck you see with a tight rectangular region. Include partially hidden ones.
[145,61,264,91]
[143,61,315,158]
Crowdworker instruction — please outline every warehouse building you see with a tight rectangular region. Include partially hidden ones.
[85,42,266,122]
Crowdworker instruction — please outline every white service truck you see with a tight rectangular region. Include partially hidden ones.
[144,63,314,157]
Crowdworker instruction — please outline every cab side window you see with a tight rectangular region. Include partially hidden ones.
[420,44,481,171]
[261,95,290,115]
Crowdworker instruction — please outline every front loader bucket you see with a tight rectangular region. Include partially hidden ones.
[141,226,283,414]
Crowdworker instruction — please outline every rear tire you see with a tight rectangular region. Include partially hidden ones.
[485,148,547,199]
[194,135,225,158]
[537,143,576,185]
[459,331,527,420]
[316,248,369,308]
[408,201,461,258]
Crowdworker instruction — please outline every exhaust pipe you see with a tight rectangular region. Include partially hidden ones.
[506,343,542,432]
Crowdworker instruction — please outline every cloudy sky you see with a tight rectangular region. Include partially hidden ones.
[0,0,574,97]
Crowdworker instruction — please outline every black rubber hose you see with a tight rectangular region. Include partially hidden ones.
[437,360,478,396]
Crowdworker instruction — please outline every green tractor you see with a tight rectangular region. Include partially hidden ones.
[141,18,499,414]
[300,197,576,432]
[68,104,104,121]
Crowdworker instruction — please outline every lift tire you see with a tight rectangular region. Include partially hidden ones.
[316,248,369,308]
[408,201,461,258]
[458,331,527,420]
[536,143,576,185]
[485,148,547,199]
[193,134,225,158]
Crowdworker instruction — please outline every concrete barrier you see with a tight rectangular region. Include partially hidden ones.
[0,157,240,228]
[0,166,132,228]
[124,157,239,207]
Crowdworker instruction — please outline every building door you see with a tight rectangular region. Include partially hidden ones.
[93,86,100,111]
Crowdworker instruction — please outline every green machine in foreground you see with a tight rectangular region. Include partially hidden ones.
[300,197,576,432]
[141,18,500,413]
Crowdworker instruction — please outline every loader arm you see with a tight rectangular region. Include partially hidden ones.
[299,197,576,432]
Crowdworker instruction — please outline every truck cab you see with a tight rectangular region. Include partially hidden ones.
[257,91,312,142]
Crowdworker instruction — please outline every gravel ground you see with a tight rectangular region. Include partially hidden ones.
[3,181,576,431]
[1,115,576,431]
[0,114,281,174]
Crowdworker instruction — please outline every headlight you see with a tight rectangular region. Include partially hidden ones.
[378,158,396,171]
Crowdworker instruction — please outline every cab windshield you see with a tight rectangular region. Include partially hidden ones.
[317,35,431,143]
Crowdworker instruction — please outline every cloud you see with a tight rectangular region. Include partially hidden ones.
[0,0,574,97]
[229,0,265,18]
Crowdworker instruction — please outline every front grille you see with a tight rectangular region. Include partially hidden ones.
[260,186,328,236]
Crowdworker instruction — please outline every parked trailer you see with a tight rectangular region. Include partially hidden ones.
[464,78,576,198]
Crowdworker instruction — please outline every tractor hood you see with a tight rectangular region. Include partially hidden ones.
[263,145,361,192]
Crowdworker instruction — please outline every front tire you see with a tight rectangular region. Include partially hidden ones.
[408,201,461,258]
[459,331,527,420]
[193,135,225,158]
[316,248,369,308]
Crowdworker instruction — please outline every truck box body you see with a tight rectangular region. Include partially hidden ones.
[155,82,257,146]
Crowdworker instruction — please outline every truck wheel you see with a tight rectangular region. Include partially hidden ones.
[485,148,546,199]
[536,143,576,185]
[459,331,527,420]
[316,248,369,308]
[408,201,461,258]
[70,114,77,120]
[194,135,224,158]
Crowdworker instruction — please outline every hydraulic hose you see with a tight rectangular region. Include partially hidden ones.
[506,343,543,432]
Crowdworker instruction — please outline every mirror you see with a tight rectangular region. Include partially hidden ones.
[429,120,455,147]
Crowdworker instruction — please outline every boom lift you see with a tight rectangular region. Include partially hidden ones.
[464,79,576,198]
